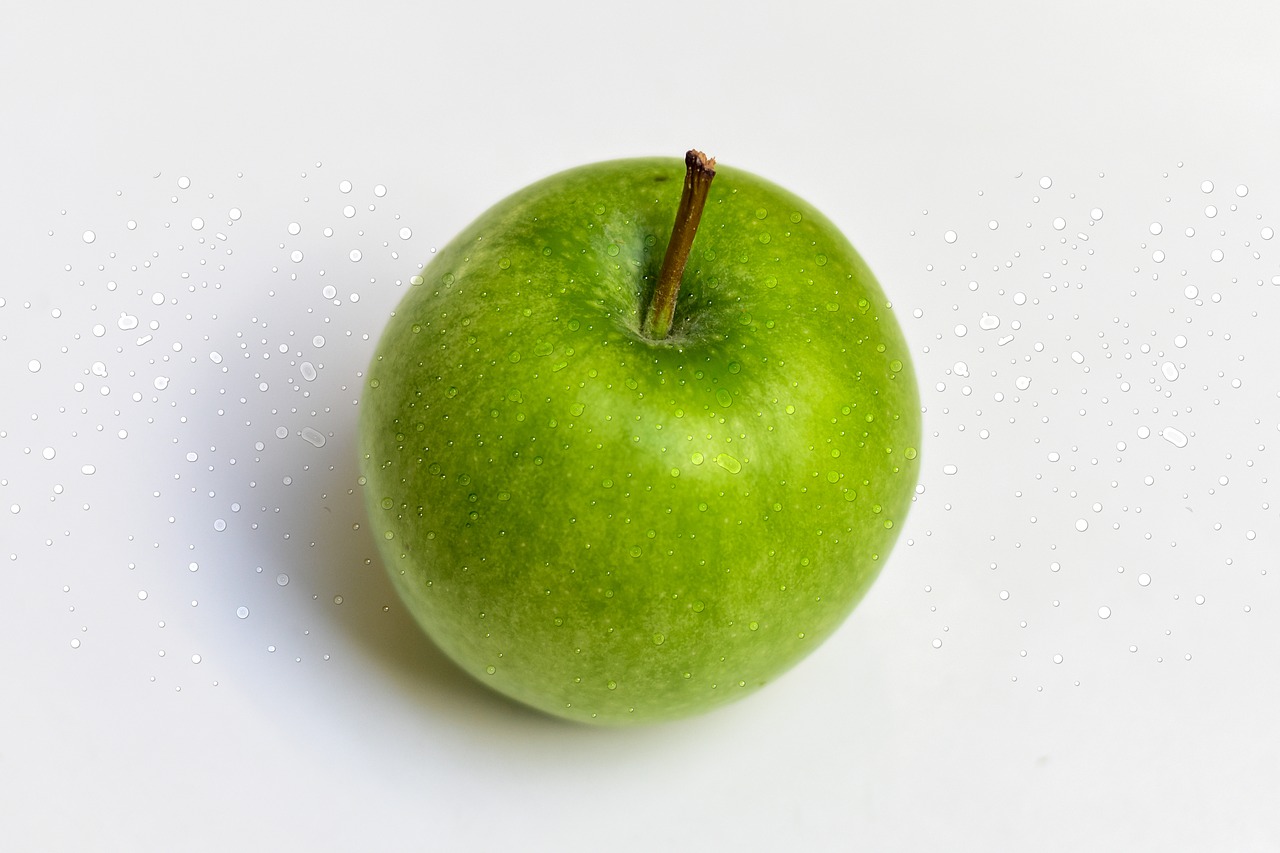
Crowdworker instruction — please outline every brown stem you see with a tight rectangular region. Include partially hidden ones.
[643,149,716,340]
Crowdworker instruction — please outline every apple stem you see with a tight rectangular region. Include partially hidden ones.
[643,149,716,340]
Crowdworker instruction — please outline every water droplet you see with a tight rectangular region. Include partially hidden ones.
[1015,376,1031,391]
[1161,426,1189,448]
[715,453,742,474]
[177,176,191,189]
[117,313,139,330]
[1052,217,1066,230]
[190,217,204,231]
[1039,176,1053,189]
[154,376,170,391]
[322,285,337,299]
[349,249,362,262]
[213,518,227,531]
[1184,285,1198,300]
[27,360,41,373]
[82,230,96,243]
[1161,362,1179,381]
[1075,519,1089,532]
[300,426,326,448]
[236,606,250,619]
[374,184,387,197]
[191,654,202,664]
[932,638,943,649]
[1098,606,1111,619]
[953,324,968,337]
[300,362,317,382]
[81,464,96,475]
[1200,180,1214,193]
[1089,208,1103,221]
[979,312,1000,330]
[715,388,732,407]
[312,335,325,348]
[333,595,344,605]
[1261,227,1274,240]
[229,207,242,221]
[1053,654,1064,664]
[943,230,957,243]
[691,452,705,465]
[276,573,289,586]
[290,250,304,263]
[42,447,56,460]
[339,180,353,193]
[1138,573,1152,586]
[138,590,148,600]
[399,227,412,240]
[942,464,958,475]
[70,638,81,649]
[1149,222,1163,235]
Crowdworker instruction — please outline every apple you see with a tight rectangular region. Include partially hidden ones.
[360,151,920,725]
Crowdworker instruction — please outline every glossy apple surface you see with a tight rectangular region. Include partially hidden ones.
[360,156,920,724]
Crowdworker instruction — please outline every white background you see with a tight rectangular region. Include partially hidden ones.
[3,1,1279,850]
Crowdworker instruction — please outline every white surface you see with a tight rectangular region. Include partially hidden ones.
[3,2,1279,850]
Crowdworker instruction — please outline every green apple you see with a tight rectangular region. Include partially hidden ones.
[360,151,920,725]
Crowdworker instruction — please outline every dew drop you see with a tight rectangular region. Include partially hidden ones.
[1052,217,1066,230]
[82,230,96,243]
[1098,606,1111,619]
[27,359,41,373]
[715,453,742,474]
[943,230,957,243]
[190,217,204,231]
[399,227,413,240]
[1138,573,1152,586]
[1161,426,1189,448]
[236,606,250,619]
[300,426,326,448]
[276,573,290,587]
[349,249,362,262]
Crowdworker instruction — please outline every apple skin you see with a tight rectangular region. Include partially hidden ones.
[359,157,920,725]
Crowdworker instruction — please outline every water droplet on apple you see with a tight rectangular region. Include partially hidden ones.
[715,453,741,474]
[715,388,732,407]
